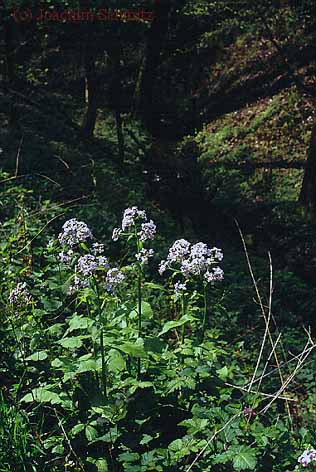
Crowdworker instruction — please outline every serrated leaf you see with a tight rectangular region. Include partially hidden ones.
[217,366,229,381]
[232,446,257,470]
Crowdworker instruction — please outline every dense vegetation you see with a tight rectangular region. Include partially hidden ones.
[1,0,316,470]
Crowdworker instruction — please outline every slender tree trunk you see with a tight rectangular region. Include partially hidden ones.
[138,0,172,132]
[81,49,98,139]
[108,45,125,161]
[299,122,316,219]
[4,19,18,128]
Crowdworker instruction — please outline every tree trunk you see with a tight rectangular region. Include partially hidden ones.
[4,19,18,128]
[81,50,98,139]
[108,45,125,162]
[299,122,316,219]
[138,0,172,132]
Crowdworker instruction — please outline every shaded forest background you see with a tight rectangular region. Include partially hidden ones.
[2,0,316,250]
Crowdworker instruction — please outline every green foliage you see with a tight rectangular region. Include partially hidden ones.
[0,187,314,472]
[0,393,44,471]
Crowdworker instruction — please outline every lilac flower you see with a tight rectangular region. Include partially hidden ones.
[9,283,32,307]
[158,260,168,275]
[298,448,316,467]
[76,255,98,276]
[121,207,147,231]
[92,242,105,255]
[58,249,74,265]
[68,276,89,295]
[106,268,125,293]
[112,228,122,241]
[97,256,109,267]
[76,254,109,276]
[174,280,187,299]
[58,218,93,247]
[138,220,156,242]
[190,242,211,259]
[167,239,191,263]
[159,239,224,284]
[179,260,191,278]
[210,247,224,262]
[204,267,224,283]
[181,257,208,277]
[136,248,154,265]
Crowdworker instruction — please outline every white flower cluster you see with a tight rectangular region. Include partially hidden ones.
[9,282,32,307]
[298,448,316,468]
[76,254,109,276]
[135,248,154,265]
[112,207,156,243]
[139,220,156,242]
[159,239,224,284]
[58,218,93,247]
[174,280,187,299]
[112,207,156,265]
[106,268,125,293]
[57,220,124,295]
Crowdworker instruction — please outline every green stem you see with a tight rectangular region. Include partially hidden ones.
[100,329,107,398]
[8,311,35,402]
[201,283,208,341]
[137,269,142,338]
[93,277,107,399]
[137,267,142,379]
[134,225,143,380]
[181,293,186,344]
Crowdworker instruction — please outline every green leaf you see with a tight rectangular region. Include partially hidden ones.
[87,457,108,471]
[86,425,98,442]
[58,336,85,349]
[21,387,61,405]
[116,341,146,358]
[46,323,64,336]
[70,423,85,437]
[76,359,97,374]
[118,452,140,463]
[68,315,94,332]
[144,337,165,354]
[42,298,62,311]
[26,351,48,362]
[168,438,183,451]
[95,459,108,472]
[217,366,229,381]
[107,349,126,373]
[144,282,166,291]
[232,446,257,471]
[140,434,154,445]
[159,315,194,336]
[129,301,153,320]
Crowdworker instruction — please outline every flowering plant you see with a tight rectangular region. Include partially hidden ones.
[159,239,224,340]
